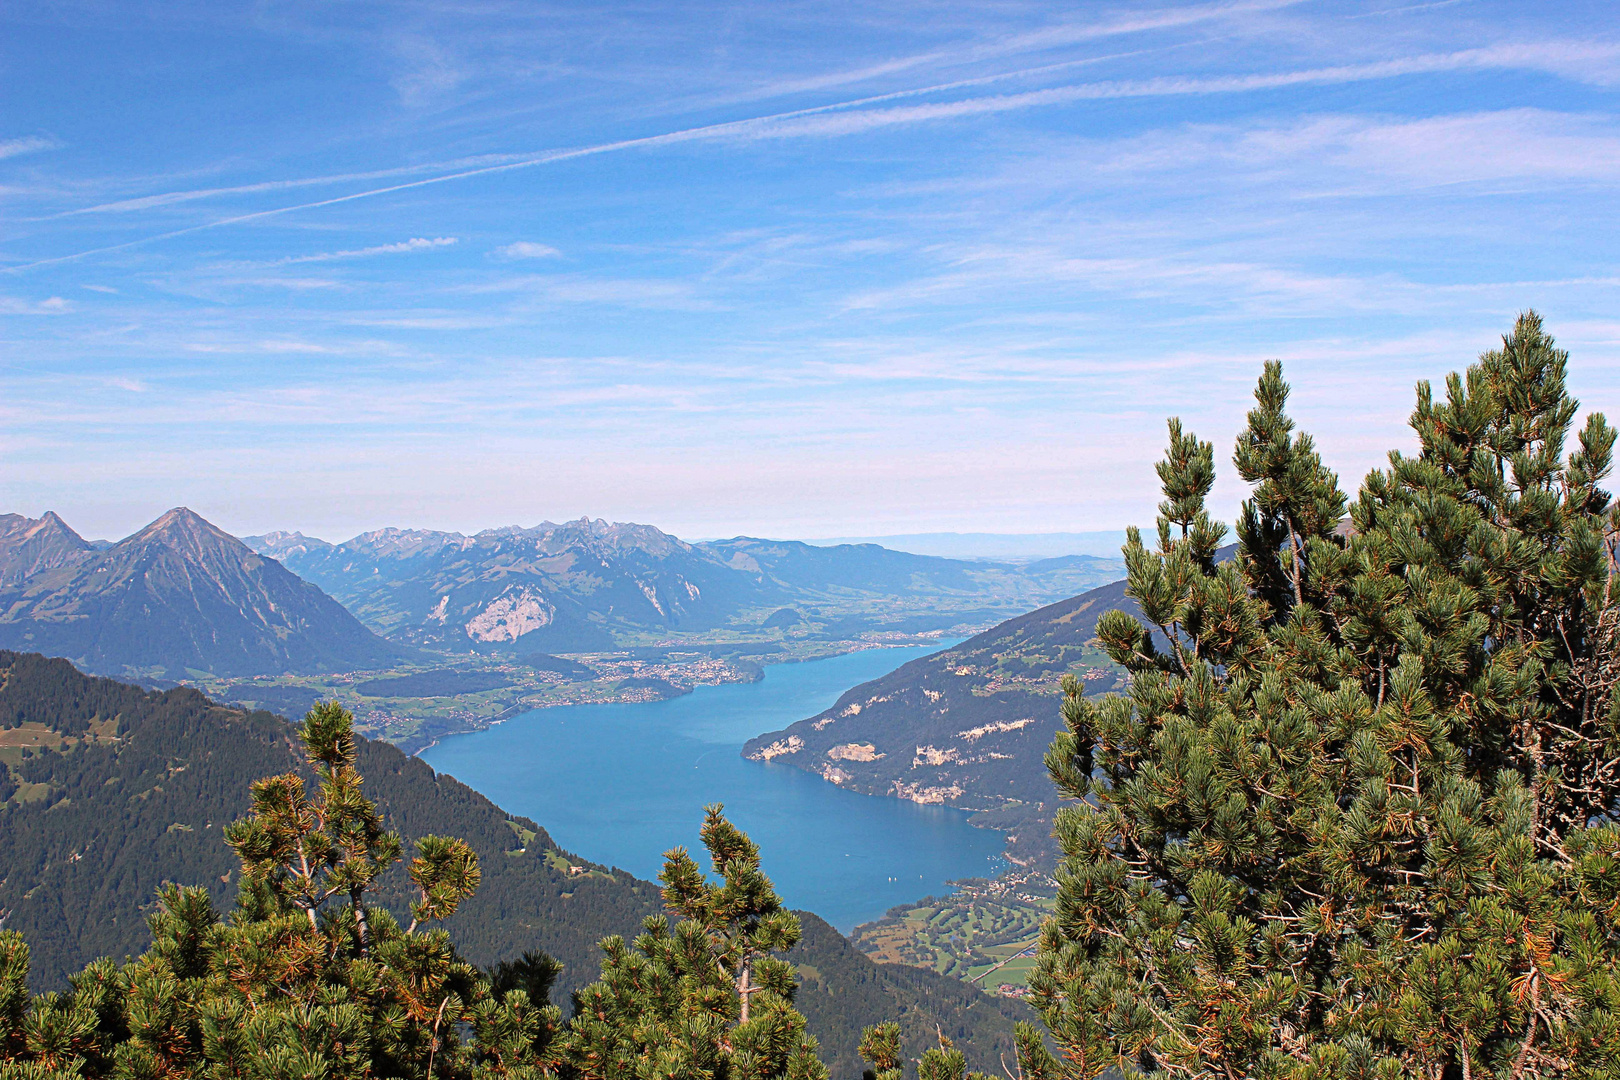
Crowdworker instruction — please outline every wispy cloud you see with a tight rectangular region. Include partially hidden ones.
[209,277,347,291]
[182,337,410,357]
[276,236,457,264]
[0,295,71,314]
[742,43,1620,141]
[468,274,712,310]
[7,1,1620,537]
[0,136,61,160]
[978,108,1620,199]
[495,241,562,259]
[724,0,1309,102]
[57,162,516,216]
[16,39,1617,275]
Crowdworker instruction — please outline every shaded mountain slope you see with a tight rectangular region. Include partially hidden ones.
[0,509,402,678]
[0,649,640,997]
[0,512,95,589]
[0,652,1024,1077]
[792,911,1030,1076]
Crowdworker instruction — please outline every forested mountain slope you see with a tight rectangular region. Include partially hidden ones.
[0,651,1025,1077]
[743,542,1238,814]
[742,578,1136,854]
[248,520,1123,652]
[0,509,402,679]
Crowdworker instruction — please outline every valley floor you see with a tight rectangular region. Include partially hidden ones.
[197,631,963,754]
[851,867,1056,997]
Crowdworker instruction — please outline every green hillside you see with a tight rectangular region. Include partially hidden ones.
[0,650,1026,1077]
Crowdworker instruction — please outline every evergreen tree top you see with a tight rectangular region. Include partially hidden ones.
[0,712,827,1080]
[1021,312,1620,1080]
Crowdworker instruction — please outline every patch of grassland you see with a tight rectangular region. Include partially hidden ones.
[852,870,1055,989]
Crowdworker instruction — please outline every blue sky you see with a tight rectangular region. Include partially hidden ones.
[3,0,1618,543]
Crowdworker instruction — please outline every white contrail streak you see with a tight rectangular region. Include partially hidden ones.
[7,40,1612,274]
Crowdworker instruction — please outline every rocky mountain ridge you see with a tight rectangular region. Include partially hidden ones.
[248,519,1124,655]
[0,508,403,679]
[0,512,96,588]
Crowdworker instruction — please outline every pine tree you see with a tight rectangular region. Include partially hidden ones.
[0,703,555,1080]
[559,805,826,1080]
[1020,313,1620,1079]
[0,712,834,1080]
[858,1022,992,1080]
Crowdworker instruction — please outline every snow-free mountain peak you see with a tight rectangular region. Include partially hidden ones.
[246,530,335,561]
[0,511,96,588]
[0,508,403,678]
[125,506,256,561]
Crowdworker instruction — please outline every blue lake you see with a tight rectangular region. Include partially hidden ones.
[419,644,1005,931]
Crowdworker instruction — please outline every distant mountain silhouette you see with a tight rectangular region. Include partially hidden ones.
[0,511,96,588]
[0,507,403,678]
[248,521,1123,653]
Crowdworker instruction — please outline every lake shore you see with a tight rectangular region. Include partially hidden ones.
[418,642,1003,931]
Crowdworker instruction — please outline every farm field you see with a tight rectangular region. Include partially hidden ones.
[852,870,1054,994]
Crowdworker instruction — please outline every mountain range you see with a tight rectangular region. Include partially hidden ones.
[250,519,764,652]
[249,520,1123,653]
[0,509,402,679]
[0,504,1124,694]
[806,530,1130,561]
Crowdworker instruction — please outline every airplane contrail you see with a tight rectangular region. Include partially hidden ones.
[2,54,1153,273]
[6,39,1607,274]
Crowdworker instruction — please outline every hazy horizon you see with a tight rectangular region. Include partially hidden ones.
[5,0,1617,541]
[30,505,1133,563]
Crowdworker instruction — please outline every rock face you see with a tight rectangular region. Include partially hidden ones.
[0,512,96,588]
[251,518,762,653]
[742,577,1140,813]
[0,508,403,678]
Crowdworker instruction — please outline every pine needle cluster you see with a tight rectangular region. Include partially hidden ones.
[1018,313,1620,1079]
